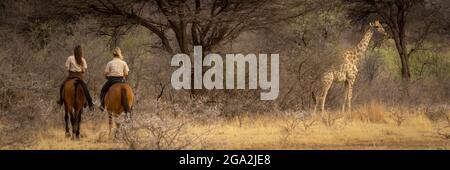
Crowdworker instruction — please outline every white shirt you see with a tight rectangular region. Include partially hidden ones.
[65,55,87,72]
[105,58,130,77]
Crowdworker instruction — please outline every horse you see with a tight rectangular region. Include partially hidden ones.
[62,78,86,139]
[104,83,134,136]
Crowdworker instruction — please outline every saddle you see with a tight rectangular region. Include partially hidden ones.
[68,71,84,80]
[106,77,127,91]
[66,77,81,82]
[100,77,127,111]
[102,77,126,97]
[108,77,126,85]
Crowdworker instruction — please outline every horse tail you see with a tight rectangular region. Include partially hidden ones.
[120,87,130,113]
[73,79,80,106]
[73,79,83,107]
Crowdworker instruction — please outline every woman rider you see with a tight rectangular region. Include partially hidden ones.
[99,47,130,111]
[57,45,94,110]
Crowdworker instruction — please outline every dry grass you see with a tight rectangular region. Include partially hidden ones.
[2,103,449,150]
[195,112,447,150]
[347,101,387,123]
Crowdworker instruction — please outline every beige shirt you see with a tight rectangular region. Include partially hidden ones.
[65,55,87,72]
[105,58,130,77]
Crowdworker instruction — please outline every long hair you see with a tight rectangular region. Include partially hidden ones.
[74,45,84,67]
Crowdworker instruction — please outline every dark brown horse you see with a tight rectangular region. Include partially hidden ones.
[62,78,86,139]
[104,83,134,135]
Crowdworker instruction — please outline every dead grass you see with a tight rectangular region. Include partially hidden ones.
[195,111,447,149]
[2,103,450,150]
[347,101,387,123]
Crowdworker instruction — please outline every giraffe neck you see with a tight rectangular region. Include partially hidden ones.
[353,27,374,63]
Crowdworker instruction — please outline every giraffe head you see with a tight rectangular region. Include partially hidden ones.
[370,20,387,36]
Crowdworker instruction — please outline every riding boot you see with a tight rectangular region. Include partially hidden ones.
[99,81,111,111]
[57,83,64,106]
[99,81,113,110]
[79,81,94,111]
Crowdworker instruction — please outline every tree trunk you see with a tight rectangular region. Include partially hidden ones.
[399,49,411,81]
[394,34,411,81]
[171,20,189,54]
[392,6,411,82]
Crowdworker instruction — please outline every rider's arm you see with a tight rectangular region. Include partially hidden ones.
[104,62,110,79]
[123,62,130,79]
[81,58,87,73]
[64,56,71,72]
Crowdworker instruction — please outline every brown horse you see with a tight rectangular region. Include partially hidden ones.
[104,83,134,135]
[62,78,86,139]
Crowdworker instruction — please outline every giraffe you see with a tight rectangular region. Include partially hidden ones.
[313,20,387,113]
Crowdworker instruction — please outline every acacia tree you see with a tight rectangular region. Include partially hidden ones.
[57,0,319,96]
[65,0,317,55]
[344,0,447,81]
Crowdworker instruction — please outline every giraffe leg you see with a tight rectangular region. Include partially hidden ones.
[314,81,331,113]
[314,73,334,114]
[346,78,355,112]
[313,90,319,114]
[320,80,333,113]
[342,81,349,113]
[347,83,354,112]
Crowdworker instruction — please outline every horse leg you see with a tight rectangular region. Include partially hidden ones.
[115,120,121,130]
[128,111,132,122]
[125,111,131,123]
[121,88,131,122]
[73,111,79,139]
[79,109,84,138]
[74,108,82,139]
[64,105,70,138]
[108,112,113,137]
[114,117,121,140]
[70,111,76,140]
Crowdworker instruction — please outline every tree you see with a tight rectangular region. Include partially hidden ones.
[56,0,319,96]
[65,0,316,55]
[344,0,447,81]
[0,0,79,48]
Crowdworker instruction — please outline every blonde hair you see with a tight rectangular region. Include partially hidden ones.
[113,47,124,59]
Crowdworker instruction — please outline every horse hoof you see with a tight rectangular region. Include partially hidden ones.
[88,106,95,112]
